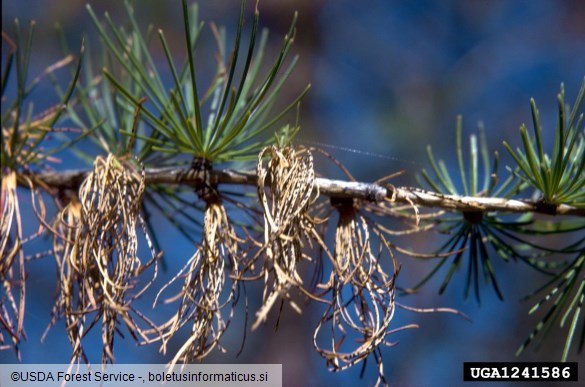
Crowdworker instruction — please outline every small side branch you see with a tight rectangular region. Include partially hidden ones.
[23,167,585,216]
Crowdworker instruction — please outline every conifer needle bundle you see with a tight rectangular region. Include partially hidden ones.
[0,171,26,358]
[49,154,157,363]
[157,195,241,367]
[253,145,317,329]
[314,199,399,385]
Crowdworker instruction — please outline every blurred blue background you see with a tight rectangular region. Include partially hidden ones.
[2,0,584,385]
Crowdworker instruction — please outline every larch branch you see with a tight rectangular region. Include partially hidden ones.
[22,167,585,216]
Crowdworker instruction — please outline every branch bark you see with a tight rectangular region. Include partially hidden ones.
[22,167,585,216]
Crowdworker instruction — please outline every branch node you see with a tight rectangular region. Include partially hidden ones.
[534,200,558,216]
[463,211,484,224]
